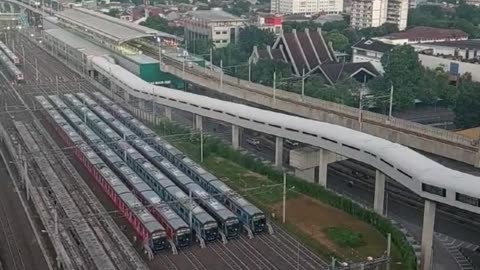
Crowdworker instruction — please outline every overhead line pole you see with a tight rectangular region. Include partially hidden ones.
[282,172,286,224]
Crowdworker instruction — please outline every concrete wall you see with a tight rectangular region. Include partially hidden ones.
[162,61,479,166]
[419,53,480,82]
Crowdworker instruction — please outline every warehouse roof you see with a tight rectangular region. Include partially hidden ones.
[56,8,177,44]
[44,28,110,57]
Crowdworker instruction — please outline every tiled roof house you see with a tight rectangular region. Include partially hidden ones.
[250,28,379,85]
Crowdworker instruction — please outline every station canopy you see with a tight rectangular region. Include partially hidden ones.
[56,8,177,44]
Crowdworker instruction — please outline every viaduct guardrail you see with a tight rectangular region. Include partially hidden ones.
[162,59,480,166]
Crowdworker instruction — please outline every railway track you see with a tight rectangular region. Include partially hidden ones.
[0,169,27,270]
[14,29,339,269]
[1,34,147,270]
[16,121,117,270]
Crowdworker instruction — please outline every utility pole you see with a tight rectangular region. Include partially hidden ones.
[209,47,213,71]
[388,85,394,119]
[35,58,38,81]
[301,68,305,100]
[200,128,204,163]
[273,71,276,104]
[386,233,392,270]
[248,60,251,82]
[189,189,193,227]
[282,172,286,224]
[358,89,363,131]
[158,40,162,69]
[220,59,223,90]
[22,45,25,66]
[56,76,59,95]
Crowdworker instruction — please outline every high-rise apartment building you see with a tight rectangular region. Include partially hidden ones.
[270,0,343,15]
[350,0,408,30]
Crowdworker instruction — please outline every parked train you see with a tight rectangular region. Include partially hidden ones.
[75,93,240,241]
[47,95,192,249]
[0,50,24,82]
[62,94,219,244]
[35,95,167,252]
[0,41,20,65]
[92,92,268,235]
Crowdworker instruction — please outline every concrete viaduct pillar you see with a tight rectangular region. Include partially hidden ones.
[194,114,203,131]
[421,200,436,270]
[373,170,386,215]
[232,125,240,150]
[275,137,283,167]
[289,147,336,185]
[318,149,336,187]
[164,107,172,121]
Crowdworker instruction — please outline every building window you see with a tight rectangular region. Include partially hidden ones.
[356,49,367,56]
[222,31,227,34]
[456,193,479,207]
[215,31,221,35]
[222,40,227,43]
[422,183,446,197]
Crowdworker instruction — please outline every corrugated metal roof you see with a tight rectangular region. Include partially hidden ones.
[45,28,110,57]
[56,8,176,43]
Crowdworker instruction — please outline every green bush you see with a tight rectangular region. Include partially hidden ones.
[325,227,365,248]
[155,120,417,270]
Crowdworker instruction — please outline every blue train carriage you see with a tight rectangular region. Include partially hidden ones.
[132,139,240,242]
[65,96,218,247]
[88,92,271,236]
[66,111,192,251]
[180,157,270,236]
[137,156,219,243]
[99,144,192,249]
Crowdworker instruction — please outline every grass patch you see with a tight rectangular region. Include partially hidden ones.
[325,227,365,248]
[153,121,416,269]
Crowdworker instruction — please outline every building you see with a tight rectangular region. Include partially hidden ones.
[376,26,468,45]
[270,0,343,15]
[415,40,480,82]
[183,8,247,48]
[254,13,283,34]
[352,39,394,73]
[349,0,408,31]
[250,28,379,85]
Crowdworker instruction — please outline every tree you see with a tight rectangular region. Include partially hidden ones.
[237,59,292,85]
[106,8,121,18]
[453,78,480,129]
[141,16,183,36]
[224,0,251,16]
[238,26,276,53]
[325,31,349,52]
[188,39,214,55]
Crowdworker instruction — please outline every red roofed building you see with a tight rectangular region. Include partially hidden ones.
[375,26,468,45]
[250,28,379,85]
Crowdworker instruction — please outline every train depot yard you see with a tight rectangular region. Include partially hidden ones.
[8,9,480,268]
[0,30,359,270]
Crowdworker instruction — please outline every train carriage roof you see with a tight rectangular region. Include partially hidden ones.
[209,179,262,216]
[164,185,214,224]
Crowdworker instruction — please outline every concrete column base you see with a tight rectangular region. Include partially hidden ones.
[232,125,240,150]
[194,114,203,131]
[165,107,172,121]
[295,167,315,183]
[318,149,336,187]
[373,170,386,215]
[275,137,283,167]
[421,200,436,270]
